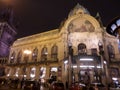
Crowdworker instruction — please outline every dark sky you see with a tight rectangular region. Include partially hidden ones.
[0,0,120,38]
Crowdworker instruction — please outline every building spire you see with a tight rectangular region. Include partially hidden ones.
[0,5,14,25]
[95,12,104,27]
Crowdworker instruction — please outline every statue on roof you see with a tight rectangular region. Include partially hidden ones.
[68,3,90,17]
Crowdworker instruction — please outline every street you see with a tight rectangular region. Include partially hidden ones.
[0,85,49,90]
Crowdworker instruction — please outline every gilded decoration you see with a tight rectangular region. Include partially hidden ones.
[68,20,95,33]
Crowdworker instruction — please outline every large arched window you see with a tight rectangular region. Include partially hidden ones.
[17,51,22,63]
[24,53,29,63]
[78,43,87,55]
[10,52,15,63]
[22,67,27,77]
[107,43,115,59]
[32,48,38,62]
[51,45,58,61]
[41,47,47,61]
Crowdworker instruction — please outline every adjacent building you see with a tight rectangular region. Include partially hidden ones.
[0,6,17,76]
[6,4,120,85]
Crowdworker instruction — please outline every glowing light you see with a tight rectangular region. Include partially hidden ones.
[24,50,32,55]
[7,74,10,76]
[30,67,36,78]
[104,61,107,64]
[30,74,35,78]
[72,65,77,68]
[51,67,57,71]
[40,67,46,78]
[24,75,26,77]
[112,77,118,81]
[116,19,120,26]
[64,60,68,64]
[80,65,95,68]
[111,24,117,32]
[72,65,101,68]
[80,58,93,61]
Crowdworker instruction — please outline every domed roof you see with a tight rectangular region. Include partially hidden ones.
[68,3,90,17]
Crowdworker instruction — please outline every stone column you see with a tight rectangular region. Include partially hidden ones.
[45,65,50,81]
[26,67,30,80]
[36,66,40,80]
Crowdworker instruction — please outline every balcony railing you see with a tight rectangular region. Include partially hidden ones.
[7,58,58,66]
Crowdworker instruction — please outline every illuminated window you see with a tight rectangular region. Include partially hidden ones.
[51,45,58,61]
[32,48,38,61]
[41,47,47,61]
[40,67,46,78]
[78,43,87,55]
[30,67,36,78]
[111,24,117,32]
[15,68,19,77]
[118,39,120,53]
[116,19,120,26]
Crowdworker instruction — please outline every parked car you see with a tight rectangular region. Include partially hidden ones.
[49,81,64,90]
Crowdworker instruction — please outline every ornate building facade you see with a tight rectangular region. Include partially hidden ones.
[6,4,120,85]
[0,6,17,76]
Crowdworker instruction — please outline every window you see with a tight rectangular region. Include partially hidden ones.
[78,43,87,55]
[41,47,47,61]
[51,45,58,61]
[117,37,120,53]
[10,52,15,63]
[32,48,38,62]
[22,67,27,77]
[24,54,29,63]
[107,43,115,59]
[91,48,97,55]
[17,51,22,63]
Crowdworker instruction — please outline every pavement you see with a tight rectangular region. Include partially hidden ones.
[0,85,49,90]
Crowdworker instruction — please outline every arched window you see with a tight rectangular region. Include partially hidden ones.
[32,48,38,62]
[107,43,115,59]
[22,67,27,77]
[24,53,29,63]
[51,45,58,61]
[17,51,22,63]
[41,47,47,61]
[10,52,15,63]
[78,43,87,55]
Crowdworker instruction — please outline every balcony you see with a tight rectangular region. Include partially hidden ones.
[7,57,58,66]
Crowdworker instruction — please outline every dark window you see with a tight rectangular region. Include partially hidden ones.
[41,47,47,61]
[24,54,29,63]
[51,45,58,61]
[91,48,97,55]
[17,51,22,63]
[22,67,27,75]
[32,48,38,62]
[78,43,87,55]
[107,43,115,59]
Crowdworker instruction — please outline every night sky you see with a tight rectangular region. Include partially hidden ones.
[0,0,120,38]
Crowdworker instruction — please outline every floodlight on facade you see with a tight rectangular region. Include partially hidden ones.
[64,60,68,64]
[80,58,93,61]
[23,50,32,55]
